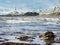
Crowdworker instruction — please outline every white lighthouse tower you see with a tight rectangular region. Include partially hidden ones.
[8,7,20,15]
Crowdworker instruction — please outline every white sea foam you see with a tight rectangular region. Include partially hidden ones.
[0,17,60,32]
[6,20,31,23]
[3,17,60,24]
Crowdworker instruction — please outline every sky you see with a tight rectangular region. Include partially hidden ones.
[0,0,60,14]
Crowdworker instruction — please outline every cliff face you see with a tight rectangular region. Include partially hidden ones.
[39,6,60,15]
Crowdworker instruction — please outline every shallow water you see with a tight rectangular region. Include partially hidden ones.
[0,17,60,32]
[0,17,60,45]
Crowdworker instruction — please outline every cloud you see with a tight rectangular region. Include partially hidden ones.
[5,0,12,3]
[0,3,33,14]
[55,0,59,1]
[0,0,60,15]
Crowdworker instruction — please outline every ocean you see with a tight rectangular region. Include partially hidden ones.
[0,17,60,45]
[0,17,60,32]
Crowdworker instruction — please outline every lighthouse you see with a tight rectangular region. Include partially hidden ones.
[7,7,20,15]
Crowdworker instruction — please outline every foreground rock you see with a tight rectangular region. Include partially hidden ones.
[0,42,40,45]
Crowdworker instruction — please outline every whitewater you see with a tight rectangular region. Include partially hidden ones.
[0,17,60,32]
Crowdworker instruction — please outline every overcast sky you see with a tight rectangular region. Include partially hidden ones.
[0,0,60,13]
